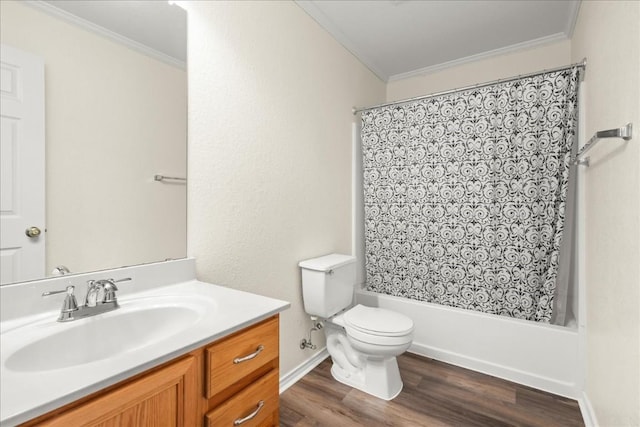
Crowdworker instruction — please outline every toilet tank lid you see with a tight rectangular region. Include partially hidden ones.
[298,253,356,272]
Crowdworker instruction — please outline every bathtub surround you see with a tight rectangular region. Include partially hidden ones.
[361,67,580,323]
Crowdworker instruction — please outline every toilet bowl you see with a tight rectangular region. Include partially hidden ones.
[325,304,413,400]
[299,253,414,400]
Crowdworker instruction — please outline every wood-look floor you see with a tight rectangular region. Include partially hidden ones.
[280,353,584,427]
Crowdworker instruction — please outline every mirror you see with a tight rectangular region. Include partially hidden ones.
[0,1,187,285]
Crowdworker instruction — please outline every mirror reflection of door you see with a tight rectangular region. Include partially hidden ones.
[0,44,45,284]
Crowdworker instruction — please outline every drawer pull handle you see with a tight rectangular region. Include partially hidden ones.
[233,400,264,425]
[233,345,264,364]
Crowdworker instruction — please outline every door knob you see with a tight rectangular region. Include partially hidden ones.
[25,226,42,238]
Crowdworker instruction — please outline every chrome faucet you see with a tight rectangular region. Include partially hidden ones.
[42,277,131,322]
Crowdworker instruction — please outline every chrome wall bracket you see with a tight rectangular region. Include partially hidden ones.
[574,123,633,166]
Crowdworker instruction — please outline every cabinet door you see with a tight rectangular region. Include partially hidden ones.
[35,356,197,427]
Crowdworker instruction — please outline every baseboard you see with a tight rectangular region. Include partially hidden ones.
[409,342,580,399]
[279,348,329,394]
[578,391,599,427]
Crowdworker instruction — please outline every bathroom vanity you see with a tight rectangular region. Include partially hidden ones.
[0,259,289,426]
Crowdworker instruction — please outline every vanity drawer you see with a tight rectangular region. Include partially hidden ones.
[205,369,278,427]
[206,316,278,399]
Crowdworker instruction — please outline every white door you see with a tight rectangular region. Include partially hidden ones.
[1,44,45,285]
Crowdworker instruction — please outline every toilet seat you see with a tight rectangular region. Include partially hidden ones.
[343,305,414,346]
[344,305,414,336]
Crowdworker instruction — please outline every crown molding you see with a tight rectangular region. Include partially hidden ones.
[294,0,388,82]
[388,33,569,82]
[566,0,582,38]
[24,1,186,70]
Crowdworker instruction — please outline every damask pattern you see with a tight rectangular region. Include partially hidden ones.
[361,68,579,322]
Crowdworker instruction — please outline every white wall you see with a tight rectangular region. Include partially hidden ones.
[387,39,571,102]
[186,1,385,377]
[0,1,187,276]
[571,2,640,425]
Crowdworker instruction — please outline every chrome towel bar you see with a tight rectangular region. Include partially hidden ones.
[574,123,633,166]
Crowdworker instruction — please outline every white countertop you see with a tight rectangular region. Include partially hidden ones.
[0,279,290,426]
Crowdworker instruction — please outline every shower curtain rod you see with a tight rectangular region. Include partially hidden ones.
[352,58,587,115]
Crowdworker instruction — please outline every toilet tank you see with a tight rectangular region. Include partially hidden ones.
[299,254,357,318]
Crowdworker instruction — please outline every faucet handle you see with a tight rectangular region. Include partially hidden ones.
[99,277,131,304]
[42,285,78,322]
[41,285,73,297]
[102,279,118,303]
[105,277,131,303]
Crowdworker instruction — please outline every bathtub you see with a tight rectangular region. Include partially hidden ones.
[355,288,581,398]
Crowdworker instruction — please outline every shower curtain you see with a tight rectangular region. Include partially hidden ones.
[361,68,579,323]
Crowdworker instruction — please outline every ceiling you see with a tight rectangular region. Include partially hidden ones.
[36,0,187,64]
[296,0,581,82]
[32,1,580,82]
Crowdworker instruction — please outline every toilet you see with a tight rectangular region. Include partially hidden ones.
[299,253,414,400]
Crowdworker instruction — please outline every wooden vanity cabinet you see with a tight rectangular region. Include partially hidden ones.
[21,315,280,427]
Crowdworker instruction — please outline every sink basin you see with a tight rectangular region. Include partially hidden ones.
[4,298,205,372]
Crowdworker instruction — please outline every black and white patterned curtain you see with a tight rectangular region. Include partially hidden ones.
[361,68,579,322]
